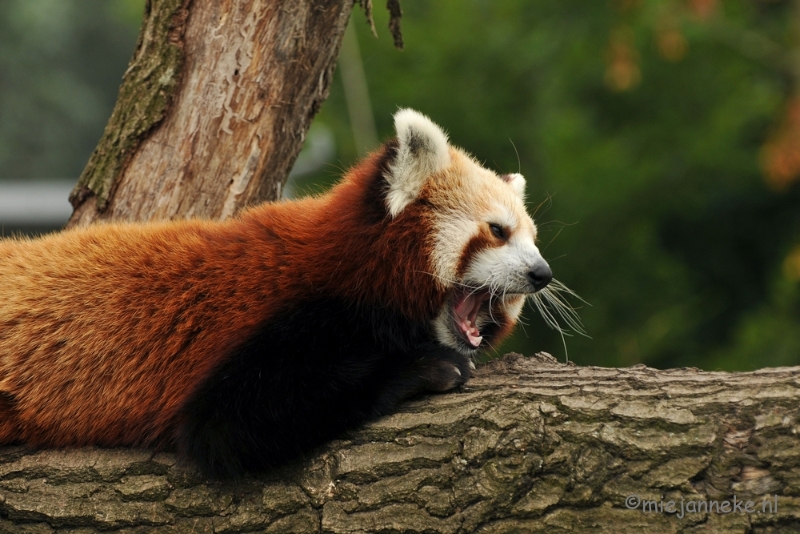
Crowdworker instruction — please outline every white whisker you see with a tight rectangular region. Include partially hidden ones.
[527,278,589,363]
[534,280,587,335]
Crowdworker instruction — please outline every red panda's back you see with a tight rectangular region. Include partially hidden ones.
[0,217,282,447]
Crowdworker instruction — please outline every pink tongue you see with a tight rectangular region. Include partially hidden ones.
[454,292,485,347]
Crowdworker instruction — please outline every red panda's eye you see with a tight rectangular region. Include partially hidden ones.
[489,223,506,240]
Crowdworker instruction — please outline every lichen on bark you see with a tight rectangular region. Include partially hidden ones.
[67,0,356,227]
[69,0,190,212]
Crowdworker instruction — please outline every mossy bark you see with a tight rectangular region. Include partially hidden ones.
[1,353,799,533]
[67,0,355,227]
[69,0,189,215]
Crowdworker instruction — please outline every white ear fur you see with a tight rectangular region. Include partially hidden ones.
[386,109,451,217]
[505,173,527,199]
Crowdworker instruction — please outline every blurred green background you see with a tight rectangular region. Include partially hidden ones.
[1,0,798,371]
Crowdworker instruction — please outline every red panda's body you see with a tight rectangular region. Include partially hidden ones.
[0,111,552,476]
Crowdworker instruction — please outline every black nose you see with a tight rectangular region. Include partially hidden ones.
[527,263,552,292]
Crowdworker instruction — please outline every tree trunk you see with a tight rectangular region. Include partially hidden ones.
[0,353,798,532]
[67,0,354,227]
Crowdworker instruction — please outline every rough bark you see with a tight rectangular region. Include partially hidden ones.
[67,0,354,227]
[1,352,798,533]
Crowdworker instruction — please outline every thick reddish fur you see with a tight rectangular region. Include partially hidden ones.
[0,145,448,450]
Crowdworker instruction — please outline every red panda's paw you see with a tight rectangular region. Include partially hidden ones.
[417,354,473,393]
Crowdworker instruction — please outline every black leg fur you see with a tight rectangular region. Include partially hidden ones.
[175,299,469,477]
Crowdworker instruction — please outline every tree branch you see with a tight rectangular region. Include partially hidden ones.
[1,353,798,532]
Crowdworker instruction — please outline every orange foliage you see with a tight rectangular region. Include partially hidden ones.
[761,97,800,190]
[784,247,800,281]
[605,28,641,92]
[686,0,718,20]
[656,28,689,62]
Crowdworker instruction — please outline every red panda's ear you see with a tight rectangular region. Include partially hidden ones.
[385,109,451,217]
[501,172,527,200]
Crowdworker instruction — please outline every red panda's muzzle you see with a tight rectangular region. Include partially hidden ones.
[453,288,492,348]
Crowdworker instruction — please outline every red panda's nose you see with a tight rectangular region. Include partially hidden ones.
[528,263,552,292]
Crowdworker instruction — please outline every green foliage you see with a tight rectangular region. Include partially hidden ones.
[2,0,798,370]
[306,0,800,370]
[0,0,142,180]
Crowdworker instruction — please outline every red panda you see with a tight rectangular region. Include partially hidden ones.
[0,110,552,476]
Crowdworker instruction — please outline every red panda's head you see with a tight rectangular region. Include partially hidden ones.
[384,109,552,355]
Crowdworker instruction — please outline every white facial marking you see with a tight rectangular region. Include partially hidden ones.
[386,109,451,218]
[454,199,541,295]
[430,214,475,288]
[490,202,519,232]
[464,232,544,295]
[501,294,526,324]
[433,305,462,351]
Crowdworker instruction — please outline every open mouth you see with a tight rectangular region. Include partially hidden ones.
[452,287,492,349]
